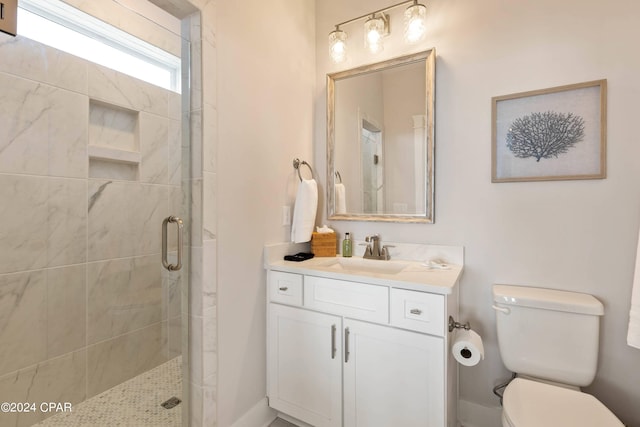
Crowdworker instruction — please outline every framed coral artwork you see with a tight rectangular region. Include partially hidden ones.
[492,80,607,182]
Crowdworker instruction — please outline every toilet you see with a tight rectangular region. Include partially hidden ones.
[492,284,624,427]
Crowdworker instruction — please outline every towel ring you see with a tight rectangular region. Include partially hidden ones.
[335,171,342,183]
[293,158,313,181]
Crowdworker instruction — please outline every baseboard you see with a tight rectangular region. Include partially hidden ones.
[228,397,500,427]
[458,399,502,427]
[277,412,314,427]
[230,398,277,427]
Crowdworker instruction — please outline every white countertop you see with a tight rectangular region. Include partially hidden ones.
[266,256,463,295]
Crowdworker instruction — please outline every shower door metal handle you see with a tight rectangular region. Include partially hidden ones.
[162,216,184,271]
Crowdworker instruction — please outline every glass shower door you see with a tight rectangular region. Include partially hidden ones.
[0,2,191,426]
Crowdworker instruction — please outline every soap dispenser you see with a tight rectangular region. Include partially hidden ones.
[342,232,352,257]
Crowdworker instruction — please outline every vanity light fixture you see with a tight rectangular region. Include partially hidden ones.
[328,0,428,63]
[364,13,389,54]
[404,0,427,43]
[328,25,347,63]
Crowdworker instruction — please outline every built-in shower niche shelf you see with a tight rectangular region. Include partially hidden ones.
[89,146,141,180]
[89,146,141,164]
[88,99,141,181]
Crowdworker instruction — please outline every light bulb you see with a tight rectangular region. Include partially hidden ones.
[404,2,427,44]
[367,28,381,45]
[328,28,347,63]
[364,15,385,54]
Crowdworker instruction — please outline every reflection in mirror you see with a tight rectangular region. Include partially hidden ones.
[327,49,435,222]
[361,119,383,213]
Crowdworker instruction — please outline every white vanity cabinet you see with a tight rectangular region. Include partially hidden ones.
[268,303,343,427]
[267,269,456,427]
[343,318,444,427]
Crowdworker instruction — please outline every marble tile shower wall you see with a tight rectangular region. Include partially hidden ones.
[0,34,183,427]
[177,1,219,425]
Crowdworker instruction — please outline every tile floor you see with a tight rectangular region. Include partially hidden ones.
[35,356,182,427]
[32,357,301,427]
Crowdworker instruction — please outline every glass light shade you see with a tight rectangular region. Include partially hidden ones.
[364,16,385,54]
[329,28,347,63]
[404,3,427,44]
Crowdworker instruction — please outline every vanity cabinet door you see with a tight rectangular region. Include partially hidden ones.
[343,319,445,427]
[268,303,342,427]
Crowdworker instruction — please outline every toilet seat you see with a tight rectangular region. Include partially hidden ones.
[502,378,623,427]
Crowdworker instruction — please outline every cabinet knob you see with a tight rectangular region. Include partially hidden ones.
[279,286,289,291]
[410,308,422,315]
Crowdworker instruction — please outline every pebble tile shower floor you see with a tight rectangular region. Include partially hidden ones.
[35,357,182,427]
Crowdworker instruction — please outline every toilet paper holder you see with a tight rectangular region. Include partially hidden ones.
[448,316,471,333]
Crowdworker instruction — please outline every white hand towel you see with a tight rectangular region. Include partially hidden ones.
[335,183,347,214]
[291,179,318,243]
[628,226,640,349]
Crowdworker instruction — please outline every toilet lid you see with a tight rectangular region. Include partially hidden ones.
[503,378,624,427]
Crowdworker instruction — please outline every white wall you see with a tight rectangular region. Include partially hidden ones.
[216,0,316,425]
[315,0,640,425]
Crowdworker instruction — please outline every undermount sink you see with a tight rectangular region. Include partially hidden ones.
[321,257,409,274]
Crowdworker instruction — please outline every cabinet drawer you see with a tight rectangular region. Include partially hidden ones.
[269,271,303,306]
[304,276,388,323]
[390,288,444,336]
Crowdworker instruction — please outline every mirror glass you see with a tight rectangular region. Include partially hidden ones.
[327,49,435,222]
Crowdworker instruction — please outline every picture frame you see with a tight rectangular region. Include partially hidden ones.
[492,79,607,183]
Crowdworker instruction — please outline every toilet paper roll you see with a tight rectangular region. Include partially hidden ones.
[452,329,484,367]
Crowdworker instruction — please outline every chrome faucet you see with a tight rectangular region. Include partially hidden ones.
[363,234,392,260]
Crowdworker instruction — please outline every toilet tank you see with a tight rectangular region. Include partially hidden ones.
[493,285,604,387]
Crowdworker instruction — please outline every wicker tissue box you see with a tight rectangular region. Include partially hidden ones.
[311,232,337,257]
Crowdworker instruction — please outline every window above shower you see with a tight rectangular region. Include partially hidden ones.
[17,0,181,93]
